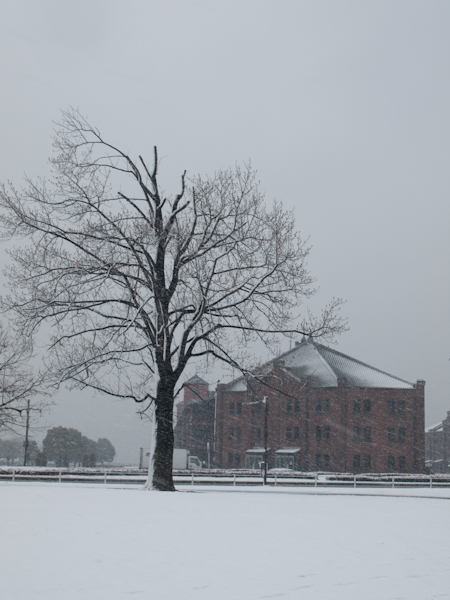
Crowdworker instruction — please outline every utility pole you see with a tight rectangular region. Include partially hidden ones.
[213,384,218,468]
[23,399,30,466]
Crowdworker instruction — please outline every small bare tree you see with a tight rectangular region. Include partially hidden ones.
[0,323,48,434]
[0,109,345,490]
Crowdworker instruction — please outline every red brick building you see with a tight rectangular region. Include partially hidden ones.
[175,338,425,474]
[425,412,450,473]
[176,375,210,422]
[174,375,215,466]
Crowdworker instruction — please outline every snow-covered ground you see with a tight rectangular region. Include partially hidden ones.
[2,483,449,600]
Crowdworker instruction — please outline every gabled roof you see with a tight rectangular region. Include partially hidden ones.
[225,338,414,391]
[183,374,209,386]
[426,422,443,432]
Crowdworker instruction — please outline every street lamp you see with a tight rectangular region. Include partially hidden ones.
[244,395,269,485]
[261,396,269,485]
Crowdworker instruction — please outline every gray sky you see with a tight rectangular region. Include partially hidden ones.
[1,1,449,463]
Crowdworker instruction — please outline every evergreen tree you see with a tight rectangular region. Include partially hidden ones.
[43,427,83,467]
[96,438,116,464]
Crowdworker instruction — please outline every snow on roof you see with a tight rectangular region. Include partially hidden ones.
[245,447,267,454]
[283,339,414,389]
[222,338,415,391]
[275,447,301,454]
[226,378,247,392]
[426,422,443,432]
[183,374,209,386]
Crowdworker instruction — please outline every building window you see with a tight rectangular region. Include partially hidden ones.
[294,400,300,414]
[353,426,361,442]
[316,426,322,442]
[398,401,406,415]
[364,455,372,471]
[324,399,331,414]
[235,453,241,467]
[324,426,330,441]
[229,427,234,441]
[286,427,292,441]
[388,428,396,442]
[294,426,300,441]
[399,456,406,472]
[316,398,322,413]
[228,453,233,467]
[364,427,372,442]
[236,402,242,416]
[399,428,406,443]
[316,454,321,469]
[353,454,361,469]
[230,403,235,416]
[364,399,371,413]
[388,456,395,471]
[388,400,395,415]
[323,454,330,469]
[236,427,241,442]
[256,427,261,442]
[287,400,292,414]
[354,399,361,413]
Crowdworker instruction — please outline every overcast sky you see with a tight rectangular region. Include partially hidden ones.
[1,1,449,463]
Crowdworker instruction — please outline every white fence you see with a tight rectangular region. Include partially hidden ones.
[1,467,450,488]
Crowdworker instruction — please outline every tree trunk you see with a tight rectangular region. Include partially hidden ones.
[152,380,176,491]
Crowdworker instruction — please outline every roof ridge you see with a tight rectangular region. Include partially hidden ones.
[311,340,413,386]
[311,343,340,383]
[221,339,414,390]
[221,344,298,389]
[184,374,209,385]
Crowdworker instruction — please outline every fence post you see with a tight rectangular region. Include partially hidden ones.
[59,470,62,483]
[353,475,356,488]
[314,473,317,488]
[430,475,432,489]
[12,469,15,483]
[191,472,194,486]
[274,474,277,487]
[233,474,236,486]
[104,471,107,484]
[392,476,394,488]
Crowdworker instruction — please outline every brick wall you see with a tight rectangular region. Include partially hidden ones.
[216,371,425,474]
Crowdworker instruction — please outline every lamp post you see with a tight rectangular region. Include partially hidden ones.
[262,396,268,485]
[244,394,269,485]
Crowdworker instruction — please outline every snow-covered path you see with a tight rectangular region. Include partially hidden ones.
[1,483,449,600]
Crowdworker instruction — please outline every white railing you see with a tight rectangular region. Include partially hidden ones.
[0,467,449,488]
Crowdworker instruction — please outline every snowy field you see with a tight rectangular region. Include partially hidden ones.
[2,483,449,600]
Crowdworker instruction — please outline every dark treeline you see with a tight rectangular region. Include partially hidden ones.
[0,427,115,467]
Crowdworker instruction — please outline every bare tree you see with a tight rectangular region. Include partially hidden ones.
[0,109,345,490]
[0,323,48,434]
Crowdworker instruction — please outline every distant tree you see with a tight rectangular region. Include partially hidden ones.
[42,427,101,467]
[42,427,83,467]
[34,449,47,466]
[0,437,23,465]
[25,439,39,465]
[80,435,97,467]
[96,438,115,464]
